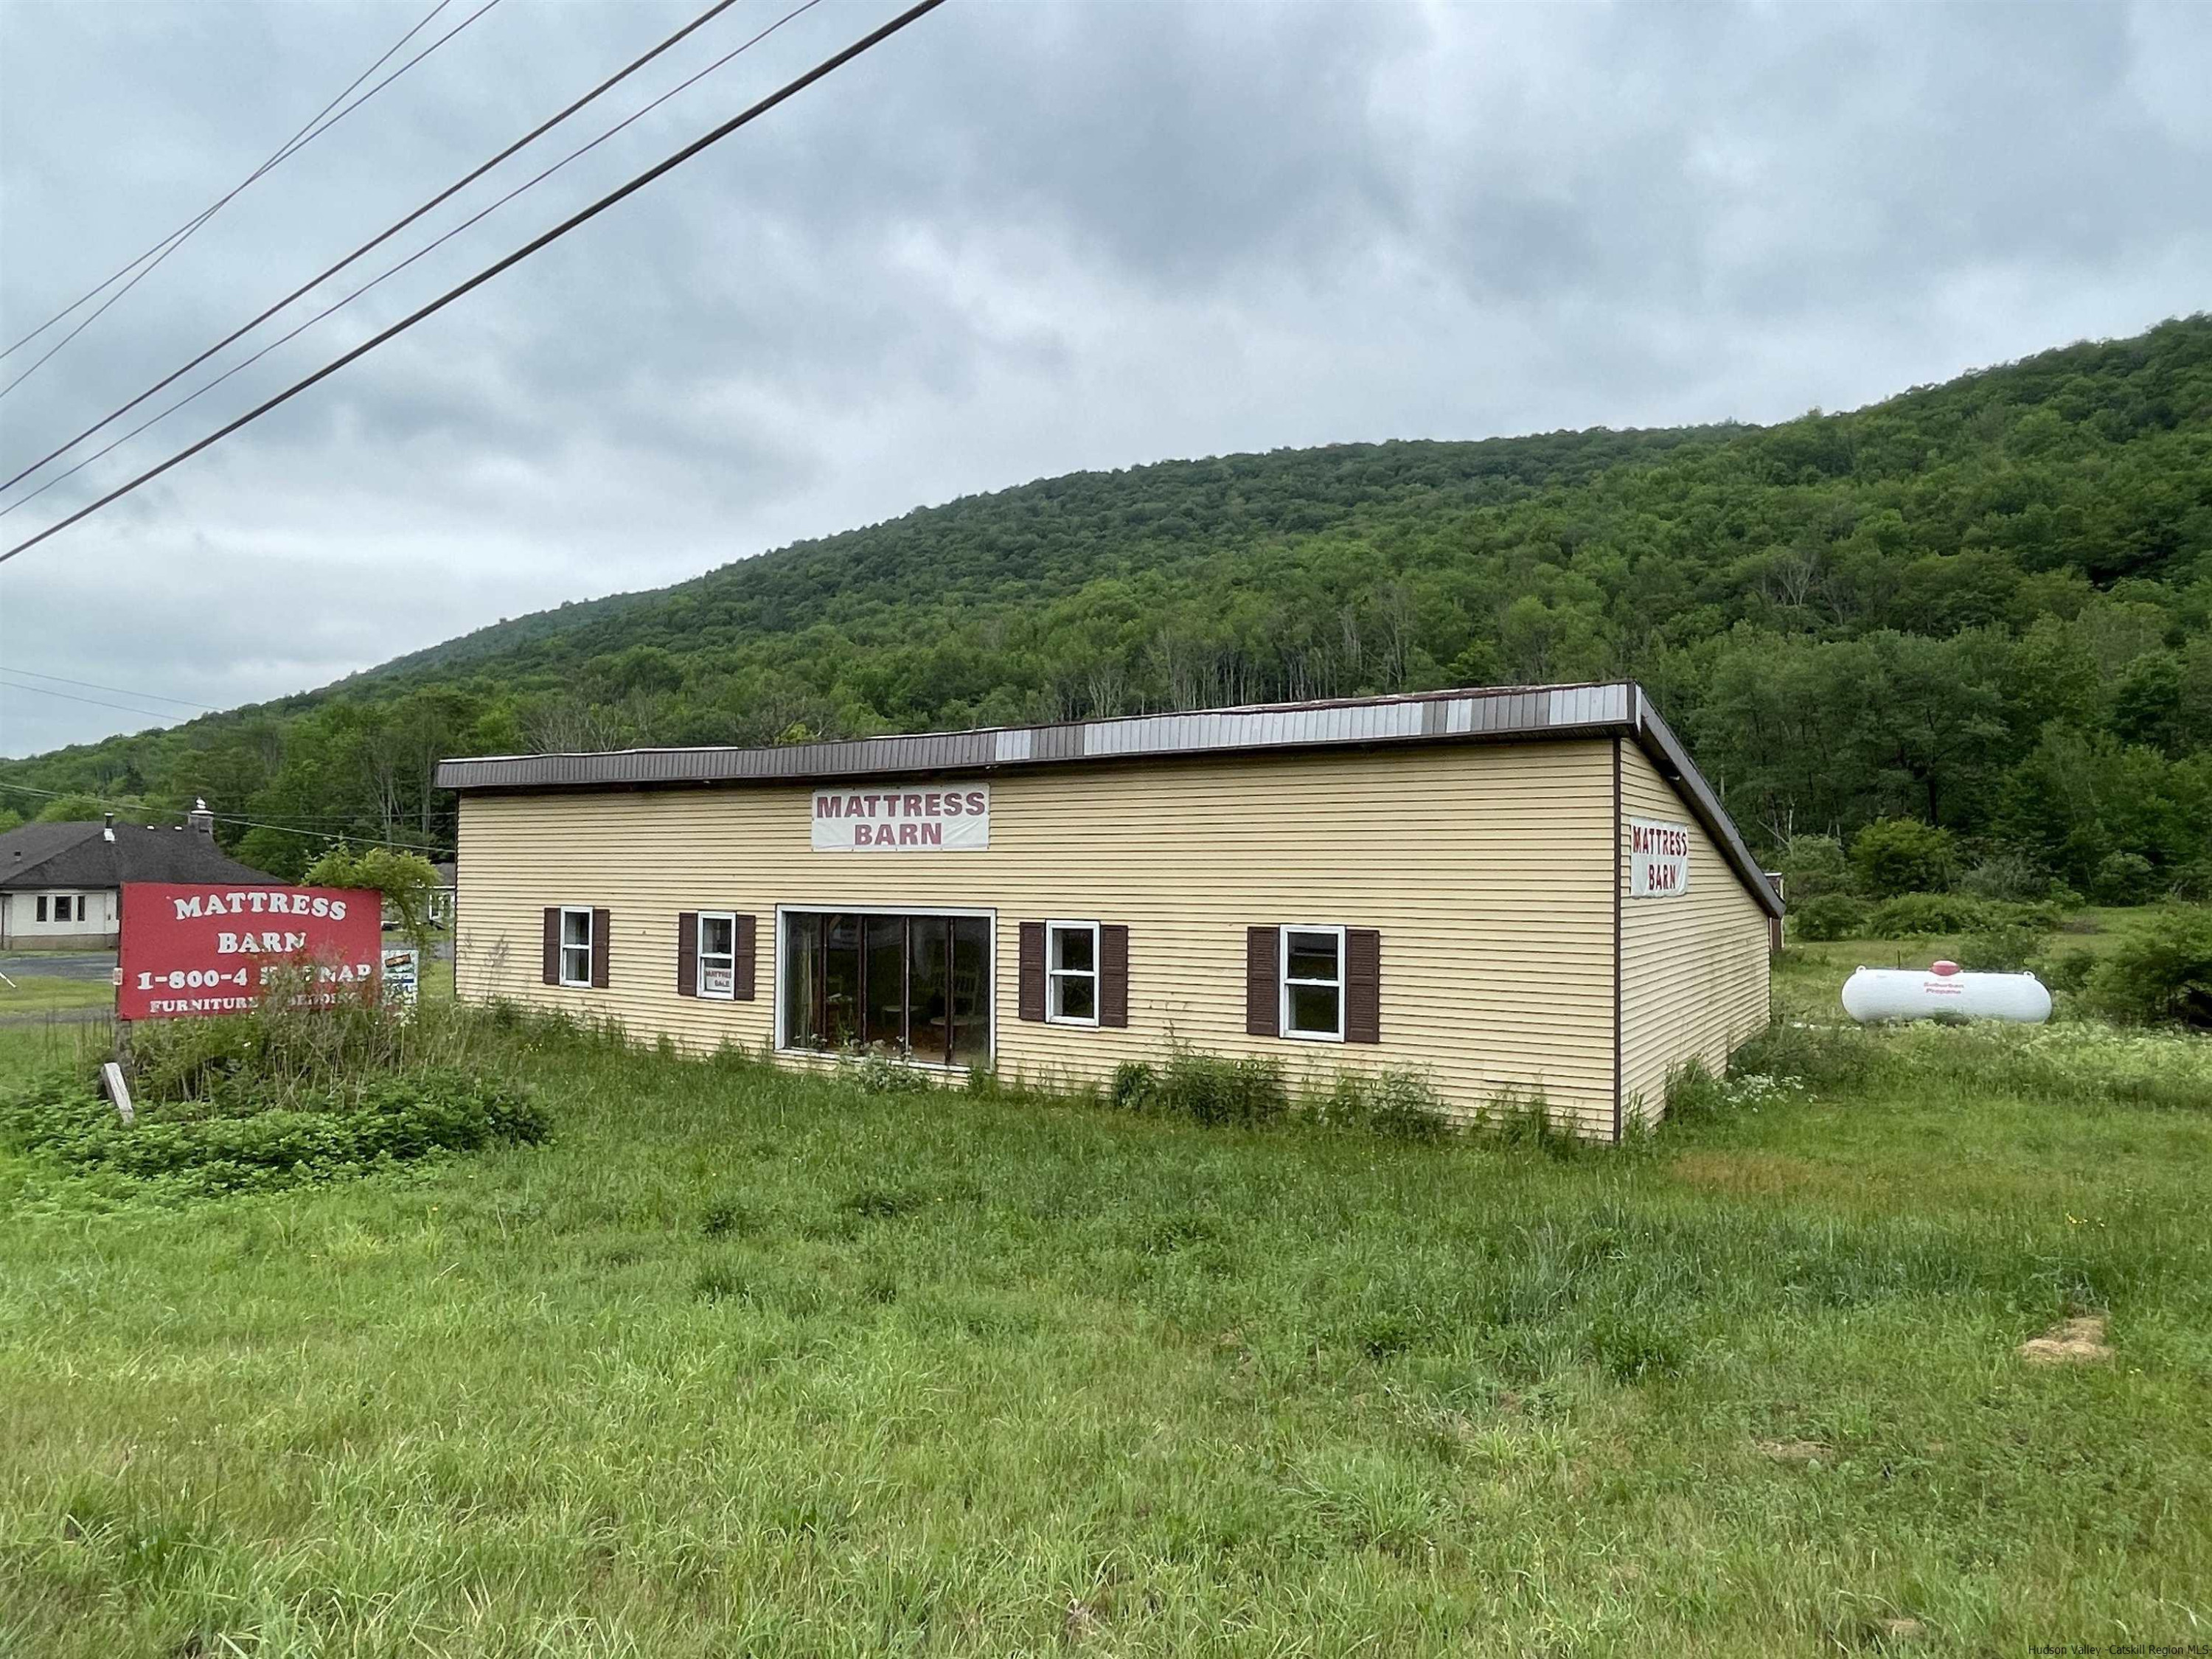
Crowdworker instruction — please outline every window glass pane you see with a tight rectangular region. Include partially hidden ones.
[822,914,862,1048]
[562,910,592,948]
[562,945,591,984]
[1050,925,1093,973]
[1285,931,1340,983]
[1052,974,1097,1022]
[700,916,734,958]
[1287,983,1340,1035]
[865,916,906,1051]
[908,917,950,1064]
[36,897,47,922]
[782,913,821,1046]
[950,917,991,1068]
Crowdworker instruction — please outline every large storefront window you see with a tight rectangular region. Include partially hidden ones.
[781,911,992,1067]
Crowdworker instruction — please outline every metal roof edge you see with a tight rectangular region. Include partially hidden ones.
[432,681,1782,917]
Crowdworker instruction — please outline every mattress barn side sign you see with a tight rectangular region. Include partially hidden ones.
[117,882,383,1020]
[812,783,990,852]
[1629,817,1692,897]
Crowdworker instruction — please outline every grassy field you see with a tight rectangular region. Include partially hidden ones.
[2,950,2209,1655]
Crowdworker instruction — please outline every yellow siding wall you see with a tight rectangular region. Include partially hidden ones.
[1617,743,1773,1126]
[456,741,1623,1133]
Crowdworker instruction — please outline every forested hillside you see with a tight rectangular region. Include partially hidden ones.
[4,316,2208,891]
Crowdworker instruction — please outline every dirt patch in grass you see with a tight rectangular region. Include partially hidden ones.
[1755,1438,1833,1464]
[2019,1314,2112,1365]
[1670,1150,1819,1195]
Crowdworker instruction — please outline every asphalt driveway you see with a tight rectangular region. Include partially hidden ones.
[0,951,116,981]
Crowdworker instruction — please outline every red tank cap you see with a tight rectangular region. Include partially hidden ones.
[1930,960,1961,976]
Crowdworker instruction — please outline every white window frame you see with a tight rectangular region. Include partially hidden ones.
[1279,924,1346,1043]
[696,911,737,1001]
[1045,919,1102,1027]
[557,905,595,989]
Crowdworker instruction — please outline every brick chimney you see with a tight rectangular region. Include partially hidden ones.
[187,799,214,836]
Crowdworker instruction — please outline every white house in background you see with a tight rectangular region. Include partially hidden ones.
[0,802,280,950]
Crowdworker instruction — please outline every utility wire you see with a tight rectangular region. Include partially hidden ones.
[0,0,451,366]
[0,0,501,401]
[0,667,217,709]
[0,779,448,854]
[0,675,187,720]
[0,0,947,566]
[2,0,822,519]
[1,0,747,496]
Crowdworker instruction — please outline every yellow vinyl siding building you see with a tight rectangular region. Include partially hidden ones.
[1617,742,1775,1129]
[441,684,1781,1140]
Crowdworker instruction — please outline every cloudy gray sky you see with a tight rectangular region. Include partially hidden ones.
[1,0,2207,757]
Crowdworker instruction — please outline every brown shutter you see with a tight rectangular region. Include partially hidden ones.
[1245,926,1279,1037]
[677,911,698,998]
[542,908,560,985]
[591,908,611,988]
[1346,928,1382,1043]
[733,914,757,1001]
[1017,921,1046,1022]
[1100,924,1129,1028]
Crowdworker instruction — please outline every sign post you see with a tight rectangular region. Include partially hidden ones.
[118,883,383,1020]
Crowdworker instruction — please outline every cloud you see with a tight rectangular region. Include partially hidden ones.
[1,0,2207,757]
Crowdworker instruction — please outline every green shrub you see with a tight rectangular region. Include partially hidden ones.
[0,1066,548,1199]
[1776,834,1852,901]
[1307,1068,1448,1139]
[2083,907,2212,1028]
[2035,947,2098,996]
[1851,818,1957,898]
[1155,1051,1288,1127]
[1865,891,1995,936]
[1961,852,2060,903]
[2090,851,2161,907]
[1110,1062,1158,1111]
[1955,922,2048,973]
[1791,894,1870,942]
[842,1049,936,1095]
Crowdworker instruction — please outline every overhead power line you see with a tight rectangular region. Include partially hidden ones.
[3,0,824,518]
[0,779,448,855]
[0,667,217,709]
[0,0,453,366]
[0,0,501,401]
[0,676,185,720]
[1,0,748,496]
[0,0,947,567]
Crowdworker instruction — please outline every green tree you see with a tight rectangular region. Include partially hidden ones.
[302,844,443,947]
[1851,817,1958,897]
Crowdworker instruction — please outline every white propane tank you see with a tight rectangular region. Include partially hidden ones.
[1840,960,2052,1025]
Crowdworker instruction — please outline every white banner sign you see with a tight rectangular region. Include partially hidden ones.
[1629,817,1691,897]
[813,784,990,852]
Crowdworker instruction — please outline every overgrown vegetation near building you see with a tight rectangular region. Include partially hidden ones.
[4,950,2211,1652]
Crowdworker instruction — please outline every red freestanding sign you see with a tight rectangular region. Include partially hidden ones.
[118,882,383,1020]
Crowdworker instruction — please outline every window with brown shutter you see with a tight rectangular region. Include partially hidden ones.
[542,908,560,985]
[732,914,757,1001]
[590,908,611,988]
[1017,920,1046,1021]
[1245,926,1279,1037]
[1100,924,1129,1028]
[677,912,699,997]
[1345,928,1381,1043]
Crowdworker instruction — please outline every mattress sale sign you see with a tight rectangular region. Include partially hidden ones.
[812,784,990,851]
[118,883,383,1020]
[1629,818,1692,897]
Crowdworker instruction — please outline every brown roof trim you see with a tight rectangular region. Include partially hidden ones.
[434,681,1784,918]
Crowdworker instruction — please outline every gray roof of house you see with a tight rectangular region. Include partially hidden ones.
[0,821,282,891]
[434,682,1783,917]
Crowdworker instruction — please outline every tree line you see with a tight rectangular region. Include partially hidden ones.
[2,316,2205,893]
